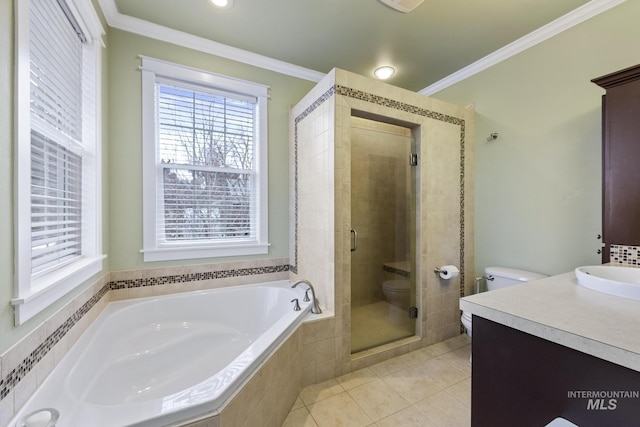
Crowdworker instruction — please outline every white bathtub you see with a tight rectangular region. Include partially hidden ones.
[11,280,311,427]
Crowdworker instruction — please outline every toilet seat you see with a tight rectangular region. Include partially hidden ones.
[382,279,410,292]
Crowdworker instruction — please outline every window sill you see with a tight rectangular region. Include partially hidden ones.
[11,255,106,325]
[141,242,270,262]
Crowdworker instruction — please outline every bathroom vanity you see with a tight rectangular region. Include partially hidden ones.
[460,270,640,427]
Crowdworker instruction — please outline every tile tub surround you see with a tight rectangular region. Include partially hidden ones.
[459,270,640,372]
[0,258,290,426]
[290,68,474,383]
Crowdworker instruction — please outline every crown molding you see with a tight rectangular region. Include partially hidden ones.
[419,0,627,96]
[97,0,625,94]
[96,0,326,83]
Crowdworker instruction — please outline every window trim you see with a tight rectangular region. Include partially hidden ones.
[12,0,105,325]
[140,57,269,262]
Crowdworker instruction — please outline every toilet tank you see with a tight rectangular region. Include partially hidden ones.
[485,267,548,291]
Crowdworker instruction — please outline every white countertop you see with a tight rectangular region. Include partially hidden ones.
[460,271,640,372]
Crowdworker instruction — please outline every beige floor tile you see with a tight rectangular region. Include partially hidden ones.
[437,345,472,374]
[282,407,319,427]
[335,367,378,390]
[445,378,471,407]
[291,396,305,411]
[307,392,374,427]
[394,347,435,367]
[422,334,471,358]
[414,389,471,427]
[380,365,445,403]
[285,335,472,427]
[348,378,410,421]
[415,357,469,389]
[369,355,408,377]
[300,379,345,406]
[375,405,439,427]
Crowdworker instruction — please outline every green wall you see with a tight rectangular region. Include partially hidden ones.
[107,29,315,270]
[434,0,640,277]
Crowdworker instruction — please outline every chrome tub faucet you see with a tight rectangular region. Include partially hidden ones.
[291,280,322,314]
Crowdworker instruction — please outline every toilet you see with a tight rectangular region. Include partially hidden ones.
[461,267,548,336]
[382,279,410,322]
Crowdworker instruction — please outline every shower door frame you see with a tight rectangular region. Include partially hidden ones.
[347,113,421,355]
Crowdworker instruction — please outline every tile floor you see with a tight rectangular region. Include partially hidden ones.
[282,334,472,427]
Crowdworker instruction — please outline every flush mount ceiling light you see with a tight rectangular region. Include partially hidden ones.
[374,66,395,80]
[208,0,234,9]
[378,0,424,13]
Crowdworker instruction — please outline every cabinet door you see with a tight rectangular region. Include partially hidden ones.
[593,65,640,263]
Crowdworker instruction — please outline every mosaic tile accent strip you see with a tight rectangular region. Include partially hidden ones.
[110,264,291,290]
[0,283,109,400]
[0,263,290,404]
[610,244,640,265]
[292,84,467,295]
[382,264,411,278]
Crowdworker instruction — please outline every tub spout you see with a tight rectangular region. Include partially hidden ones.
[291,280,322,314]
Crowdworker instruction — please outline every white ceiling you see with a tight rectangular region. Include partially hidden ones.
[101,0,624,93]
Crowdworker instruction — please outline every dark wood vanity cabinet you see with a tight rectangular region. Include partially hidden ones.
[472,316,640,427]
[592,65,640,263]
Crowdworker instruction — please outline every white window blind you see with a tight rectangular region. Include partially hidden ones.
[156,81,257,244]
[30,133,83,275]
[14,0,104,325]
[29,0,86,276]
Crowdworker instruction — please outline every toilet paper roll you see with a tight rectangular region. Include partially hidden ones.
[439,265,459,280]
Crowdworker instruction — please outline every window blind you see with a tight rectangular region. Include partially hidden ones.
[30,0,85,275]
[156,82,257,243]
[31,133,83,275]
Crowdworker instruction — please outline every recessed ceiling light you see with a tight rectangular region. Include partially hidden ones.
[208,0,234,9]
[374,66,395,80]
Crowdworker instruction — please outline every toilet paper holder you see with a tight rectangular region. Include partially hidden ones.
[434,265,460,280]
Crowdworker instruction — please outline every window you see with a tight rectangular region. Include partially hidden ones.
[13,0,104,325]
[141,57,269,261]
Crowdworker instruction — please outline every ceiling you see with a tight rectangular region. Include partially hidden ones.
[108,0,596,92]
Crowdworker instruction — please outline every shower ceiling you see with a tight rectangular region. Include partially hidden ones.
[108,0,595,92]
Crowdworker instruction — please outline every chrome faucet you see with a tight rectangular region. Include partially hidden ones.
[291,279,322,314]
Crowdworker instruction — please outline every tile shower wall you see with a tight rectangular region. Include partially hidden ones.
[0,258,290,426]
[290,68,474,384]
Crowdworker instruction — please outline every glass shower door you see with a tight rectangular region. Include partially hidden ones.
[350,117,417,354]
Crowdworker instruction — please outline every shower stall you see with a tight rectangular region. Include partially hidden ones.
[289,68,473,378]
[349,117,417,353]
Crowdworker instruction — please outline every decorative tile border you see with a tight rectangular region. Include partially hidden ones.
[0,283,110,400]
[111,265,291,290]
[0,262,290,408]
[292,83,467,294]
[382,264,411,278]
[610,244,640,265]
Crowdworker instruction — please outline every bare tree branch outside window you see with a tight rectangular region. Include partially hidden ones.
[158,83,255,242]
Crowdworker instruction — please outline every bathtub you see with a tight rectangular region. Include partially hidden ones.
[11,280,311,427]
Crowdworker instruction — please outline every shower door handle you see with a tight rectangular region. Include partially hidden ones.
[351,229,358,252]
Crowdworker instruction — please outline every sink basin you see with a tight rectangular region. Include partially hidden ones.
[575,265,640,300]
